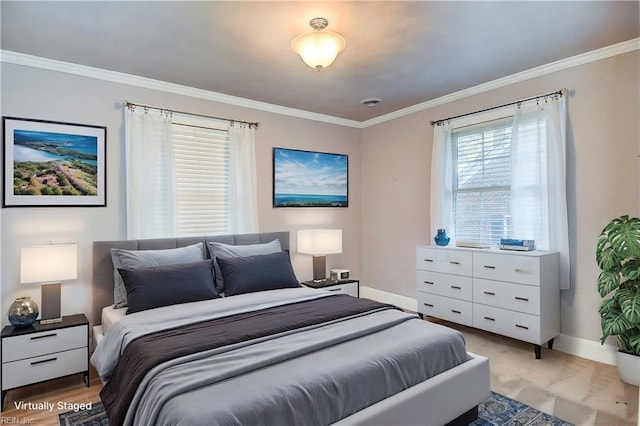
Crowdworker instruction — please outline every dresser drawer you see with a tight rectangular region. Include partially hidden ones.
[417,293,472,327]
[473,252,540,286]
[2,325,87,363]
[417,270,472,301]
[473,304,541,344]
[473,279,540,315]
[416,247,472,276]
[321,282,358,297]
[2,347,87,390]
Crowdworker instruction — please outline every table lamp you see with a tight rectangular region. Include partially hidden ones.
[19,243,77,325]
[297,229,342,282]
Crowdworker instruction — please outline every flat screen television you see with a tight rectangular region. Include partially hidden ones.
[273,147,348,207]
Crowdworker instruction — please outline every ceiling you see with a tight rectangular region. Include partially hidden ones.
[1,1,638,122]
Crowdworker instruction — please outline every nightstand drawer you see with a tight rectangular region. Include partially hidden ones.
[2,325,87,363]
[2,347,87,390]
[321,282,358,297]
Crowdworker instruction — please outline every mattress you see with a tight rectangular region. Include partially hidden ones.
[101,304,127,336]
[92,288,470,426]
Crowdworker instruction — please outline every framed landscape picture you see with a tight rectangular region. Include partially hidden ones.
[273,147,348,207]
[3,117,107,207]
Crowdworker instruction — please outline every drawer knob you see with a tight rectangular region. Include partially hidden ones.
[451,309,461,314]
[483,316,496,321]
[483,291,495,296]
[449,261,460,265]
[423,281,434,285]
[450,285,461,290]
[327,288,342,292]
[30,357,57,366]
[423,303,434,307]
[424,258,434,262]
[515,324,529,330]
[483,265,496,269]
[30,333,57,340]
[515,296,529,302]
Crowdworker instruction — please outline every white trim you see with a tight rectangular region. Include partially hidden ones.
[360,286,618,366]
[360,286,418,313]
[1,38,638,129]
[360,38,640,128]
[0,50,362,129]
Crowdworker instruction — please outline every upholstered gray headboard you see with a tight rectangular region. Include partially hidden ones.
[91,231,290,326]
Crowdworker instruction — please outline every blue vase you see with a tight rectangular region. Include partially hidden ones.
[434,229,450,246]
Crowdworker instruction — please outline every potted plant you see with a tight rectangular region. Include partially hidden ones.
[596,215,640,385]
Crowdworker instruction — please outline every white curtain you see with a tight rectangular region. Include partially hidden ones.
[430,123,455,242]
[228,124,258,233]
[511,97,570,289]
[124,107,176,239]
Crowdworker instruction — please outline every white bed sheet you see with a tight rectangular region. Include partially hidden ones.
[101,304,127,336]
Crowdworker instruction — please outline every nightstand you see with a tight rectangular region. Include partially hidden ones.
[303,279,359,297]
[1,314,89,411]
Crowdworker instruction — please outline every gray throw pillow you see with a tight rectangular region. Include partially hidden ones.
[217,251,300,296]
[206,239,281,293]
[111,242,204,308]
[119,260,219,314]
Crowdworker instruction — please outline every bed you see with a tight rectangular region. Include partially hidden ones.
[91,231,490,426]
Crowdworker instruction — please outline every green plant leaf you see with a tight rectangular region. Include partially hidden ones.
[597,271,620,298]
[618,288,640,324]
[621,259,640,281]
[599,297,617,316]
[601,307,634,337]
[596,235,619,271]
[628,334,640,355]
[605,215,640,258]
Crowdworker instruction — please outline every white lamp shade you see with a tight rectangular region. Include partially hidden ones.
[292,30,346,70]
[20,244,78,284]
[297,229,342,255]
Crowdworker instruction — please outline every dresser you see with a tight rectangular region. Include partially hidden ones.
[416,246,560,359]
[1,314,89,410]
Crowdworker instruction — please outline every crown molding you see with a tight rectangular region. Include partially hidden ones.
[0,50,362,129]
[2,37,638,130]
[360,37,640,128]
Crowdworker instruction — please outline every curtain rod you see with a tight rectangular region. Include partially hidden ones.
[123,100,260,128]
[430,89,567,126]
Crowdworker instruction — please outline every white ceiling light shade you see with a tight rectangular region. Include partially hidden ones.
[292,17,346,71]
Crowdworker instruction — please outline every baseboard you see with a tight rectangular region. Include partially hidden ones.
[360,286,618,366]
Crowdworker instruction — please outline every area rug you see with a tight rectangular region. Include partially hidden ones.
[59,392,572,426]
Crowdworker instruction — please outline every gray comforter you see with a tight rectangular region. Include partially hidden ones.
[91,287,469,426]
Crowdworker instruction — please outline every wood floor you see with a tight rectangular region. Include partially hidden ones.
[1,320,637,426]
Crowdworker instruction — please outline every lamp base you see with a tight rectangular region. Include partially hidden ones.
[41,282,61,323]
[312,255,327,281]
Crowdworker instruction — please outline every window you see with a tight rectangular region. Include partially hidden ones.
[172,121,230,236]
[452,118,513,246]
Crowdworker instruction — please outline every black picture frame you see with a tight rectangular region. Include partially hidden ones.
[273,147,348,208]
[3,117,107,207]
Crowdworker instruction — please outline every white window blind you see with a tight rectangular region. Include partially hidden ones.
[452,118,513,246]
[172,122,230,236]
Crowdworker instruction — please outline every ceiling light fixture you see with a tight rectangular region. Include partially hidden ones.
[292,17,346,71]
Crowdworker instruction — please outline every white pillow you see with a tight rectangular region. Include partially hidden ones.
[111,242,204,308]
[206,239,282,293]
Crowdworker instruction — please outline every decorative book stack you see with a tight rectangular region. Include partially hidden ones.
[500,239,536,251]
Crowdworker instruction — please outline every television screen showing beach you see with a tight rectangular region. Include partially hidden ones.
[13,129,98,196]
[274,148,348,207]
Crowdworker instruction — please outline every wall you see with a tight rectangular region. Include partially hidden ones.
[361,51,640,345]
[0,63,362,326]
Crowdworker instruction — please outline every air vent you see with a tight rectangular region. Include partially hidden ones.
[361,98,381,107]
